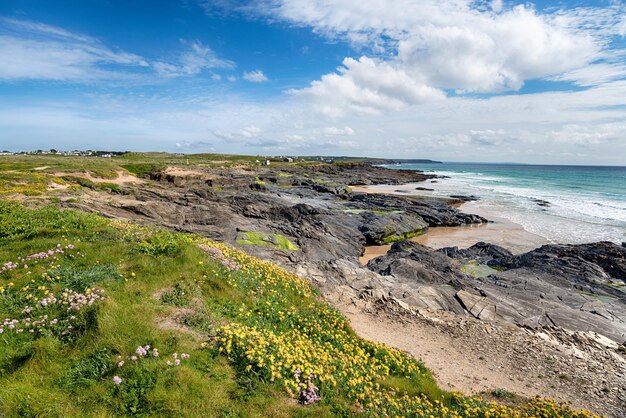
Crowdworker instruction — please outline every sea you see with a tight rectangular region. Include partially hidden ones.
[382,162,626,246]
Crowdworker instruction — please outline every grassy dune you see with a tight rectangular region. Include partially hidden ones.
[0,199,600,417]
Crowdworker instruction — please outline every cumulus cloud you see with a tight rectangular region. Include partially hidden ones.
[268,0,626,115]
[290,56,444,116]
[243,69,269,82]
[490,0,503,13]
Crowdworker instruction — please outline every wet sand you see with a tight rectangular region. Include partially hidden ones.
[356,185,549,265]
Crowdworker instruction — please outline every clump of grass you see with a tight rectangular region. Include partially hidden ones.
[160,282,198,307]
[492,388,516,399]
[180,311,214,334]
[135,230,190,256]
[50,264,122,290]
[60,348,114,391]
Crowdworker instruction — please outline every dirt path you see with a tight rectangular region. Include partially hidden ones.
[338,304,626,417]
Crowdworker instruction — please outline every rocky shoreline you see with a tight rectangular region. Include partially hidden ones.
[58,162,626,416]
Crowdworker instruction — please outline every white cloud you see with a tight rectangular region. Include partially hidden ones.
[0,18,234,82]
[0,18,148,82]
[551,123,626,146]
[153,40,234,77]
[490,0,503,13]
[550,62,626,87]
[213,125,263,141]
[268,0,626,115]
[321,126,355,136]
[243,69,269,82]
[290,56,444,116]
[2,79,626,164]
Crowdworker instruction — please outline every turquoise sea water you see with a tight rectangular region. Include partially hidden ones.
[385,163,626,245]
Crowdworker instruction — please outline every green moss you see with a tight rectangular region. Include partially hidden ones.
[461,262,498,278]
[254,177,267,186]
[380,227,425,244]
[236,231,299,251]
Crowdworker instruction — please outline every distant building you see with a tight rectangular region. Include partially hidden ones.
[284,157,293,163]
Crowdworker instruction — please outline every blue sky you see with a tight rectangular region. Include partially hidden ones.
[1,0,625,164]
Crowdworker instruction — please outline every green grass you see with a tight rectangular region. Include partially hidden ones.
[237,231,299,251]
[0,203,314,417]
[0,202,600,417]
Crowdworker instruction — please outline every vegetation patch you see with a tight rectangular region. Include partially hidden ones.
[120,163,164,178]
[461,262,499,278]
[0,171,51,196]
[237,231,299,251]
[381,226,425,244]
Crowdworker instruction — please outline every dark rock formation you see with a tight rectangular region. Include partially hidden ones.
[439,242,513,263]
[62,162,626,346]
[365,240,626,343]
[347,193,488,227]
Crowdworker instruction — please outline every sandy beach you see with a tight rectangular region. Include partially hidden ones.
[357,185,549,264]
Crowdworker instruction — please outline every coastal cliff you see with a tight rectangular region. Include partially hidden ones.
[1,156,624,416]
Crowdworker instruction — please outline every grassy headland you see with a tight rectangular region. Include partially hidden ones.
[0,153,600,417]
[0,200,598,417]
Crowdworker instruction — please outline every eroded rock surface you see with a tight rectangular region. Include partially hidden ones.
[366,241,626,344]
